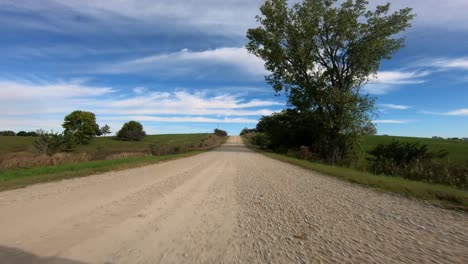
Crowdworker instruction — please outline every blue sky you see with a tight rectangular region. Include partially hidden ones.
[0,0,467,137]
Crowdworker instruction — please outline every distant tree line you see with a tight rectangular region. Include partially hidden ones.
[0,130,39,137]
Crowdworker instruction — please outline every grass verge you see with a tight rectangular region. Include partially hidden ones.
[242,137,468,211]
[0,149,214,192]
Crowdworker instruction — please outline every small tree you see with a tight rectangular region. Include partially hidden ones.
[33,131,77,156]
[116,121,146,141]
[99,124,112,136]
[62,110,100,145]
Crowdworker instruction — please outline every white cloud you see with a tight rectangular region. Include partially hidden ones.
[373,120,409,124]
[0,79,281,131]
[0,80,114,99]
[368,0,468,31]
[1,0,264,37]
[425,57,468,71]
[363,71,429,94]
[132,87,148,94]
[422,108,468,116]
[446,109,468,116]
[101,47,267,77]
[107,116,258,124]
[379,104,411,110]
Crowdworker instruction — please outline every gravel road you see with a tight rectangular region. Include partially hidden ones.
[0,136,467,263]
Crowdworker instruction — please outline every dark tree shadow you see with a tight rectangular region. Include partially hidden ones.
[0,246,88,264]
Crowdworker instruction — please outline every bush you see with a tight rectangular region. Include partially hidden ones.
[214,129,228,137]
[368,140,448,173]
[240,128,256,135]
[367,140,468,188]
[116,121,146,141]
[34,131,77,156]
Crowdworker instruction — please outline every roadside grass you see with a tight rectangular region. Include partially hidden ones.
[242,137,468,211]
[0,134,228,191]
[0,150,213,192]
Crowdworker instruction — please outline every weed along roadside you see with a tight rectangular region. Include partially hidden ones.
[0,133,228,191]
[241,135,468,211]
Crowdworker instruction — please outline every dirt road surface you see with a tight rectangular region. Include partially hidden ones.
[0,136,467,263]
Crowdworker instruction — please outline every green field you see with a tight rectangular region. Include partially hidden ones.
[362,135,468,163]
[0,134,211,155]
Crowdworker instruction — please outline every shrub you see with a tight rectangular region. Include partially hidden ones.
[214,129,228,137]
[247,132,270,148]
[240,128,256,135]
[116,121,146,141]
[367,140,468,188]
[34,131,77,156]
[368,140,448,172]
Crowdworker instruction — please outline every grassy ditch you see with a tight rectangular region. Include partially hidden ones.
[0,135,228,191]
[242,137,468,211]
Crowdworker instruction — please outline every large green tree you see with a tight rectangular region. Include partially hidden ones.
[62,110,100,144]
[247,0,414,163]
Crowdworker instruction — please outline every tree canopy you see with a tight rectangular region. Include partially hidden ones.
[116,121,146,141]
[247,0,414,163]
[62,110,100,145]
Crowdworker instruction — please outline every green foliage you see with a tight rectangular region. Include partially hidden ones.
[240,128,256,135]
[368,141,467,188]
[214,128,228,137]
[253,133,271,148]
[33,131,77,156]
[363,135,468,163]
[368,140,448,168]
[246,0,414,163]
[62,110,100,145]
[116,121,146,141]
[0,131,16,136]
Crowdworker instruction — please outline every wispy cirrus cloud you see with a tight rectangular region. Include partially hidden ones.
[98,47,267,78]
[423,57,468,71]
[421,108,468,116]
[0,80,114,99]
[363,71,430,95]
[379,103,412,110]
[373,119,410,124]
[107,115,258,124]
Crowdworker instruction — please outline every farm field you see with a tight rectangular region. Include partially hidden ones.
[0,133,211,156]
